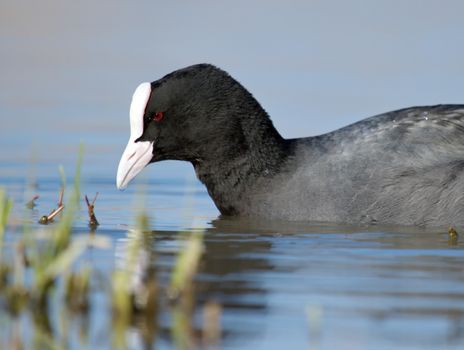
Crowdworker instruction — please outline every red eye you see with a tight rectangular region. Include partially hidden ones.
[153,112,164,122]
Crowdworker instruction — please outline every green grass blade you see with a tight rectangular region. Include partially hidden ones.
[0,188,13,243]
[169,232,204,297]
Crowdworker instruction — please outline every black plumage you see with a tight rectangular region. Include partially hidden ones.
[120,64,464,227]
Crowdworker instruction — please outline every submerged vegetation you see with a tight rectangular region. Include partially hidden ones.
[0,147,220,349]
[448,226,460,246]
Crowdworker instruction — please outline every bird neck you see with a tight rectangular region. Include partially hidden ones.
[193,112,290,216]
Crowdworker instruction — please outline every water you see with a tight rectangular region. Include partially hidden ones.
[2,1,464,348]
[1,152,463,349]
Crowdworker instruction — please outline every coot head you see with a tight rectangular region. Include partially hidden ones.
[117,64,283,189]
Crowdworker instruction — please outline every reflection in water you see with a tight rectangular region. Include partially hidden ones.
[140,218,464,348]
[108,218,281,348]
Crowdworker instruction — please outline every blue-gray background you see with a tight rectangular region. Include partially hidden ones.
[1,0,464,180]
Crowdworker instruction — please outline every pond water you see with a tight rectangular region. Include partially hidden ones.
[0,147,463,350]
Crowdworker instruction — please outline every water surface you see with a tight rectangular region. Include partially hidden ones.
[0,154,463,349]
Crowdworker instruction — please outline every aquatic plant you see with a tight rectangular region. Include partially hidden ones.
[448,226,459,246]
[169,232,204,300]
[0,144,108,314]
[64,265,91,312]
[0,189,13,293]
[32,145,84,304]
[25,194,39,209]
[84,192,99,228]
[0,143,217,349]
[0,188,13,243]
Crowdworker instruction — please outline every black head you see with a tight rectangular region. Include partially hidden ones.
[117,64,283,190]
[139,64,252,162]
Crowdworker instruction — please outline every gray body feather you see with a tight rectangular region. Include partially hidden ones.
[243,105,464,226]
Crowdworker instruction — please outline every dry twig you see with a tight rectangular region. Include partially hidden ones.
[85,192,99,228]
[38,188,65,225]
[26,195,39,209]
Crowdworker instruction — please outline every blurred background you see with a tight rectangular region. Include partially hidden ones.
[1,0,464,180]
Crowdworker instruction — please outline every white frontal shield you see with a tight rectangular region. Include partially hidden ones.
[116,82,153,189]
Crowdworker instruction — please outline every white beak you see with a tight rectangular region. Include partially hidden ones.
[116,82,153,190]
[116,140,153,189]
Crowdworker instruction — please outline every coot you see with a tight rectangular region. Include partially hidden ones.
[117,64,464,226]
